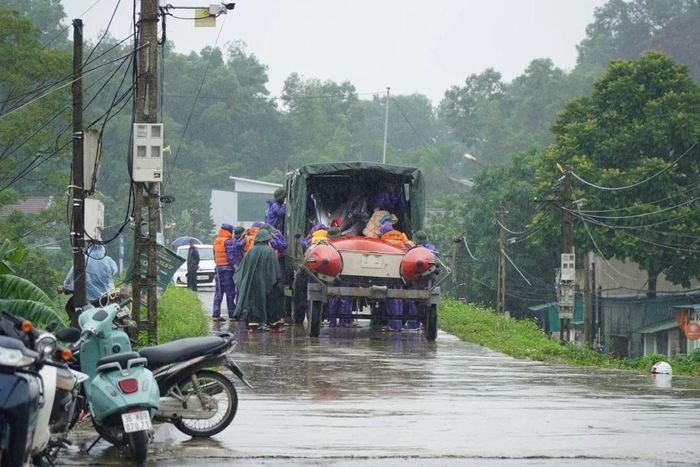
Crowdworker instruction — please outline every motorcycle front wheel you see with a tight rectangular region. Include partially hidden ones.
[127,430,148,464]
[172,369,238,437]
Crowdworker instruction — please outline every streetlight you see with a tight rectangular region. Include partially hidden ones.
[464,153,481,167]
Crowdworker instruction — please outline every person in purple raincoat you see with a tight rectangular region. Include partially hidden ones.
[372,180,407,230]
[405,230,440,330]
[212,224,237,321]
[325,227,354,327]
[265,189,287,232]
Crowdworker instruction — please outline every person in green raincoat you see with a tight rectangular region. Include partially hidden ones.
[233,229,284,331]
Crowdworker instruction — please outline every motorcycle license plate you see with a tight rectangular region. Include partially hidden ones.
[121,410,152,433]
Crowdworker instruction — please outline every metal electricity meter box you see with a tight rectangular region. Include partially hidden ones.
[558,306,574,320]
[560,253,576,282]
[557,282,575,318]
[132,123,164,182]
[84,198,104,241]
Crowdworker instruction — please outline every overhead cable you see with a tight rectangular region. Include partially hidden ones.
[570,141,698,191]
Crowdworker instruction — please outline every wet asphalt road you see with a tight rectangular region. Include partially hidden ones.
[57,289,700,466]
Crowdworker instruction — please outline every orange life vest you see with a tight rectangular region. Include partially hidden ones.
[310,229,329,244]
[213,228,233,266]
[243,226,260,254]
[380,230,414,250]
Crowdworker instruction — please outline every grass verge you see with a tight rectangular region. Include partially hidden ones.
[438,298,700,377]
[138,286,209,346]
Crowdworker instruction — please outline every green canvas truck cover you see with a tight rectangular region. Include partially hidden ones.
[284,162,425,265]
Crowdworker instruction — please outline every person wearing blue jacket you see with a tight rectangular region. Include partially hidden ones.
[59,242,118,327]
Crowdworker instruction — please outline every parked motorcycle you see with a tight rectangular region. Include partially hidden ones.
[139,331,252,437]
[0,334,43,467]
[59,296,252,440]
[69,300,160,464]
[0,312,87,467]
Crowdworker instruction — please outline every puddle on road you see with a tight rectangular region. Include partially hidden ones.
[57,294,700,466]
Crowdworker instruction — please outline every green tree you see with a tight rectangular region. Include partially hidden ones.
[502,59,574,152]
[281,74,359,166]
[0,240,65,327]
[0,8,72,293]
[430,151,557,311]
[0,0,69,49]
[577,0,700,82]
[534,51,700,296]
[0,9,71,198]
[161,42,287,183]
[438,69,505,164]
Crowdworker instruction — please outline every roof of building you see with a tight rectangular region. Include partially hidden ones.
[635,319,679,334]
[0,196,53,217]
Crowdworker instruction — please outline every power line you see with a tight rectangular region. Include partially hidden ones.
[0,55,138,192]
[83,0,123,65]
[568,204,696,231]
[573,180,700,215]
[0,45,140,121]
[570,141,698,191]
[568,196,698,222]
[0,32,135,116]
[164,13,228,191]
[574,203,694,288]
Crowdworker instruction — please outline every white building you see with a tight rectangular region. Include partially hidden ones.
[210,177,282,230]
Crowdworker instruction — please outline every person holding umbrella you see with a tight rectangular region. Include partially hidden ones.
[186,238,200,291]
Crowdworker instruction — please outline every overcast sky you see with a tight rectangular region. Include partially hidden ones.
[61,0,608,106]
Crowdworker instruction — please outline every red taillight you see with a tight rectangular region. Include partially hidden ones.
[117,378,139,394]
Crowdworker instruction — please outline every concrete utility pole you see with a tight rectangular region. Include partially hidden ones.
[382,87,390,164]
[559,166,574,341]
[496,208,506,313]
[71,19,86,312]
[132,0,160,341]
[583,252,590,345]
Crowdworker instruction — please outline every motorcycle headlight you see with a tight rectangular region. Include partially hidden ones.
[0,345,36,367]
[35,332,57,356]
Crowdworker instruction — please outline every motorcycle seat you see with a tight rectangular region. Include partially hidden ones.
[139,336,228,369]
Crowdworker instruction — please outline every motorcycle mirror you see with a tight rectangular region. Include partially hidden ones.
[55,327,81,343]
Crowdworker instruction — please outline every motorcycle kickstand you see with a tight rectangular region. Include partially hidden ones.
[85,435,103,454]
[45,437,71,465]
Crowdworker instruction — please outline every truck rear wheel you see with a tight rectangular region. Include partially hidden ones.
[308,300,322,337]
[424,304,438,341]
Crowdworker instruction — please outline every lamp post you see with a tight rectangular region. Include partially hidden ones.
[464,153,481,167]
[382,87,390,164]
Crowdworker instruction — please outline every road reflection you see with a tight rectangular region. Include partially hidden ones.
[216,320,437,399]
[57,291,700,466]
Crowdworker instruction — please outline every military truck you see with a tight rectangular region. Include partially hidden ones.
[283,162,448,341]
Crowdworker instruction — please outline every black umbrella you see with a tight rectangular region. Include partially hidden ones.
[171,236,202,248]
